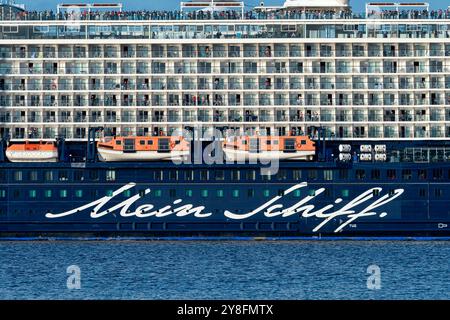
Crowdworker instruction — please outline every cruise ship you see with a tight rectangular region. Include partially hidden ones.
[0,0,450,238]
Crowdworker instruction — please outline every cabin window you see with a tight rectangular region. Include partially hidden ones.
[418,169,427,180]
[29,190,37,198]
[169,170,179,180]
[339,169,348,180]
[246,170,256,180]
[308,189,315,196]
[307,170,317,180]
[201,190,208,197]
[123,190,131,197]
[216,190,224,197]
[44,171,54,181]
[184,170,194,181]
[14,171,23,181]
[199,170,208,181]
[74,171,84,181]
[115,140,122,145]
[89,170,99,181]
[106,190,113,197]
[277,170,287,180]
[60,190,68,198]
[0,190,5,198]
[138,190,146,197]
[231,170,240,181]
[371,169,381,180]
[153,170,163,181]
[147,140,153,145]
[58,170,69,181]
[263,189,270,197]
[13,190,20,199]
[293,170,302,180]
[387,169,396,180]
[262,174,272,181]
[214,170,225,180]
[278,189,284,196]
[75,190,83,198]
[266,140,271,145]
[402,169,412,180]
[139,140,145,145]
[106,170,116,181]
[293,190,301,197]
[28,171,38,181]
[373,189,380,196]
[323,170,333,181]
[341,189,349,197]
[169,189,176,198]
[44,190,52,198]
[432,169,443,180]
[434,188,443,197]
[356,169,365,180]
[232,190,240,198]
[154,190,162,197]
[185,189,193,197]
[247,189,255,197]
[273,140,279,145]
[301,140,306,145]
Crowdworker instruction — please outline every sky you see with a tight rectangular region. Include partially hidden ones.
[15,0,450,13]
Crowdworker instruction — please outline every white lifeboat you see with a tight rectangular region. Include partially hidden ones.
[6,141,58,162]
[97,136,190,162]
[223,135,316,161]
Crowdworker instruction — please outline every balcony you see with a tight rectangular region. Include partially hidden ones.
[59,117,72,123]
[168,116,181,122]
[137,100,150,107]
[152,116,166,122]
[121,116,136,122]
[368,116,383,122]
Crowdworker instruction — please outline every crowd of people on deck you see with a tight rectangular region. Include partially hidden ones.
[3,7,450,21]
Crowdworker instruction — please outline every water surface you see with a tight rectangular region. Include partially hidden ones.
[0,241,448,299]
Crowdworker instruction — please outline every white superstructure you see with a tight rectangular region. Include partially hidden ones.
[0,1,449,140]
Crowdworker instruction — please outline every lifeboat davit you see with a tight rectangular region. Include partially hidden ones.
[97,136,190,162]
[6,141,58,162]
[223,136,315,161]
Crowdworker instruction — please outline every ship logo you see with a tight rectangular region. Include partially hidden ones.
[45,182,404,233]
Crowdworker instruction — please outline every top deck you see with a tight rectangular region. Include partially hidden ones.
[0,1,447,22]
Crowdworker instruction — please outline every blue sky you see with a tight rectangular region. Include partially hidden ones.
[17,0,450,12]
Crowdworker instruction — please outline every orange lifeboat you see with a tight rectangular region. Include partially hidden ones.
[223,136,315,161]
[6,141,58,162]
[97,136,190,162]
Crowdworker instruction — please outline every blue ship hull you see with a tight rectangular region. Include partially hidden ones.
[1,159,449,238]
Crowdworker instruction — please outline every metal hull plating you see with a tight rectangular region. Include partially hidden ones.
[0,160,449,238]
